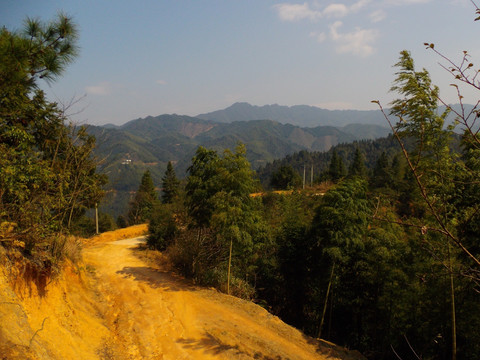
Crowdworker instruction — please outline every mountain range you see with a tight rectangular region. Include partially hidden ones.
[196,102,387,127]
[90,103,391,216]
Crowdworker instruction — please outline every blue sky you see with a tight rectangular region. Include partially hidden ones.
[1,0,478,125]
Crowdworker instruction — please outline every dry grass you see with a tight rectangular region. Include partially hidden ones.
[84,224,148,246]
[62,236,83,263]
[250,190,294,197]
[250,182,334,198]
[132,243,174,272]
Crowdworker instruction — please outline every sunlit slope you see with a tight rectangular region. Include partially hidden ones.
[0,227,365,360]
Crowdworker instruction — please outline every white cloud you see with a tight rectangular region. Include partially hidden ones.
[329,21,379,57]
[85,82,112,96]
[275,1,380,57]
[310,31,327,43]
[323,4,349,18]
[273,3,322,21]
[369,9,386,22]
[274,0,372,21]
[351,0,372,12]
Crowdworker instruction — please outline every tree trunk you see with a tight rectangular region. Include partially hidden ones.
[318,262,335,339]
[449,244,457,360]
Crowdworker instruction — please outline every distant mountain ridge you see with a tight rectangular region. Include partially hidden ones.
[196,102,387,128]
[121,114,215,139]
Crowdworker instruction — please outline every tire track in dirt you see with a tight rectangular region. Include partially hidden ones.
[83,236,362,360]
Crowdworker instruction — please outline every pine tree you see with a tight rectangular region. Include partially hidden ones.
[390,153,406,185]
[161,161,180,204]
[348,148,367,179]
[127,170,158,224]
[185,147,221,227]
[371,151,391,188]
[328,150,346,182]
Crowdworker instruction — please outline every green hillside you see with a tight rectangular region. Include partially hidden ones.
[90,114,392,217]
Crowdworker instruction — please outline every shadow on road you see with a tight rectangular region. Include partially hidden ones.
[177,332,288,360]
[302,334,367,360]
[116,266,197,292]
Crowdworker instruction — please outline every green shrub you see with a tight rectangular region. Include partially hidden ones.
[147,205,177,250]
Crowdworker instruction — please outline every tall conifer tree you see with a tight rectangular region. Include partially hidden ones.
[128,170,158,224]
[161,161,180,204]
[348,148,367,179]
[328,150,346,182]
[371,151,391,188]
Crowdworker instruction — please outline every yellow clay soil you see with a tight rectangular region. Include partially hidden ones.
[0,227,365,360]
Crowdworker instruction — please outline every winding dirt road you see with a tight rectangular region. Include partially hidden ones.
[83,236,357,360]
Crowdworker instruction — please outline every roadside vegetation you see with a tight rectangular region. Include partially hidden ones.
[0,15,106,272]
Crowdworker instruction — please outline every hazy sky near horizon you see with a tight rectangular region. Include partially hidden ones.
[1,0,479,125]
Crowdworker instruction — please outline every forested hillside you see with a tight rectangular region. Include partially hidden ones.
[256,136,401,188]
[92,114,389,179]
[90,115,389,217]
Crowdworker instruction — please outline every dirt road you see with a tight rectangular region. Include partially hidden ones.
[83,236,357,360]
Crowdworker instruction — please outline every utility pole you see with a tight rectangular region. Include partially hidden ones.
[95,202,99,235]
[311,164,314,187]
[227,239,233,295]
[303,165,306,189]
